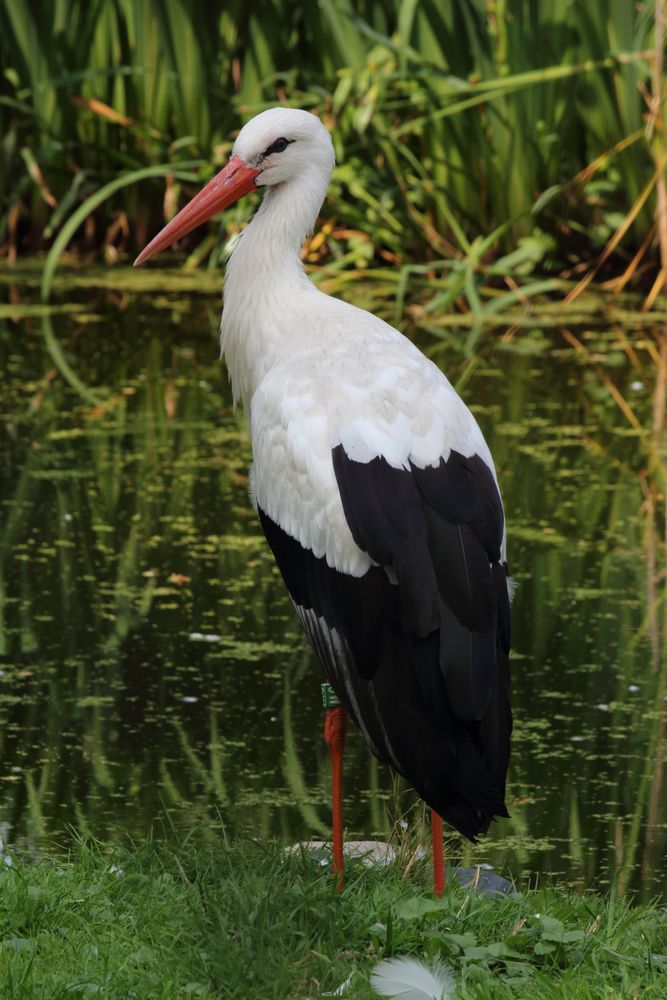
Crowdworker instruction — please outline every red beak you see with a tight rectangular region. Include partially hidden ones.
[134,156,260,266]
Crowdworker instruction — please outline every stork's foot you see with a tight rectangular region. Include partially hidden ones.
[431,810,445,897]
[324,705,348,891]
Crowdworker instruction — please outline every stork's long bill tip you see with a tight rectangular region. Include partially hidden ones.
[134,156,259,266]
[133,242,154,267]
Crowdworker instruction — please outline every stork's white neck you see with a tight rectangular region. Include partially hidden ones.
[220,165,330,410]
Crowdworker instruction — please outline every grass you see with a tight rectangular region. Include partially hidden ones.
[0,836,664,999]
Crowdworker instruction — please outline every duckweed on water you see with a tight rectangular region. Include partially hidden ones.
[0,269,666,901]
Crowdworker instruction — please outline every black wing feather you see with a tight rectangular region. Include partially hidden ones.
[257,444,512,841]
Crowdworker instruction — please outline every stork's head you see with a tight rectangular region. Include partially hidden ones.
[135,108,334,266]
[233,107,334,188]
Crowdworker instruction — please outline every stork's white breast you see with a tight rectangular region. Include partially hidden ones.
[249,307,497,577]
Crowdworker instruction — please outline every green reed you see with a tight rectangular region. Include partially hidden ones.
[0,0,661,291]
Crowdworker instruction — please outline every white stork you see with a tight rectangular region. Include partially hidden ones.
[135,108,512,894]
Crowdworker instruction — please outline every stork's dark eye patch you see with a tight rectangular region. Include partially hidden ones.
[263,137,293,156]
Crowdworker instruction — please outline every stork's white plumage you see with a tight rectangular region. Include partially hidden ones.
[136,108,511,877]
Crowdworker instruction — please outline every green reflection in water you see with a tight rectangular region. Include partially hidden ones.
[0,267,665,902]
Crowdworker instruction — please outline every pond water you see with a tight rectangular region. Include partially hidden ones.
[0,263,665,900]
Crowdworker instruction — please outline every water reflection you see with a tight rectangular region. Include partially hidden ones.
[0,267,665,900]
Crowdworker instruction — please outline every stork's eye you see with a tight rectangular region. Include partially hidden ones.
[264,137,292,156]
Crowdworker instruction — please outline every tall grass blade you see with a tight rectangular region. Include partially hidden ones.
[40,163,201,301]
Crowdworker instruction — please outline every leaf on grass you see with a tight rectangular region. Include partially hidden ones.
[463,945,492,961]
[486,941,526,959]
[440,932,477,951]
[394,896,449,922]
[557,930,586,944]
[538,915,565,935]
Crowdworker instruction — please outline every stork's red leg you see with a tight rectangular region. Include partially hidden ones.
[431,810,445,896]
[324,705,348,891]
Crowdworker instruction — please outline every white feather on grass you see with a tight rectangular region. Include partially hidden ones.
[370,956,456,1000]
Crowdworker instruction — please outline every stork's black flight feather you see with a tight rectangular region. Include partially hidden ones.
[258,445,511,841]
